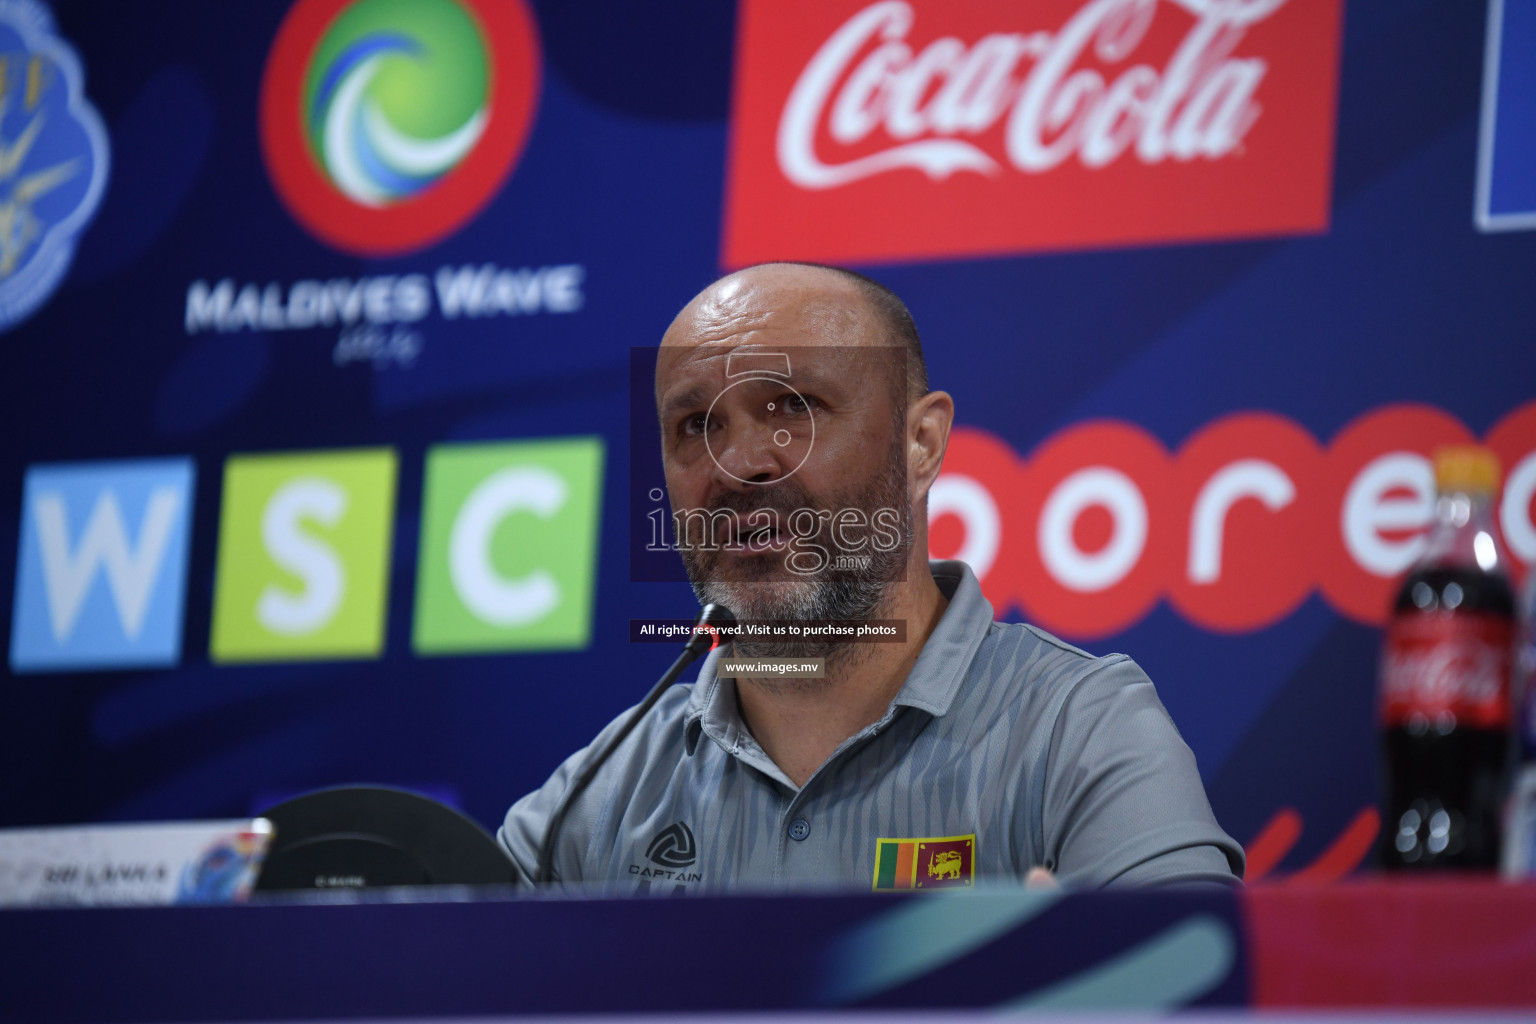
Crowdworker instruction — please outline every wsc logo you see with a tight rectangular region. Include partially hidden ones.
[209,448,398,663]
[412,438,604,656]
[259,0,540,255]
[0,0,109,331]
[10,459,195,673]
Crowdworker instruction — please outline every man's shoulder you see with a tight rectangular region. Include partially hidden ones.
[998,619,1108,662]
[972,618,1138,700]
[579,682,699,777]
[637,681,699,737]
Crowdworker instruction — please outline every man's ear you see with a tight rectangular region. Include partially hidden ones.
[907,390,954,499]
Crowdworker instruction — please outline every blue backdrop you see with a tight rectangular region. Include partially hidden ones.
[1,0,1532,883]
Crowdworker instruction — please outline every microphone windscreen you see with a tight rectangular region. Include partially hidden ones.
[686,603,736,655]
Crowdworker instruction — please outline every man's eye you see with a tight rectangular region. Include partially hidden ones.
[682,413,714,436]
[778,393,816,416]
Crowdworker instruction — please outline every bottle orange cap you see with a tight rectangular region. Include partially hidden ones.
[1433,445,1500,495]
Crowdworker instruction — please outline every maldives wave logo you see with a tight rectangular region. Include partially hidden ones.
[304,10,488,206]
[260,0,540,255]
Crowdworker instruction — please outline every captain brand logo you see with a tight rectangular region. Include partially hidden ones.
[209,448,397,663]
[873,834,975,890]
[10,459,195,673]
[930,399,1536,639]
[412,438,603,655]
[724,0,1342,266]
[260,0,540,255]
[646,822,697,868]
[629,820,703,890]
[0,0,109,330]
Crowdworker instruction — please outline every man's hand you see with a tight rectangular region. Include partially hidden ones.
[1024,866,1058,890]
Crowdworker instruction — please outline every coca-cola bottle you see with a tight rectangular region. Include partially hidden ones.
[1379,446,1516,870]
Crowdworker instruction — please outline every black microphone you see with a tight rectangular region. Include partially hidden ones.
[535,603,735,884]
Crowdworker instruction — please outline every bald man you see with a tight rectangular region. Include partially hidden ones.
[498,263,1243,891]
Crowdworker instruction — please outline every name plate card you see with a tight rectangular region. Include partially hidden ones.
[0,820,272,908]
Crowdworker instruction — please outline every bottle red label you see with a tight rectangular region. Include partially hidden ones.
[1380,613,1513,729]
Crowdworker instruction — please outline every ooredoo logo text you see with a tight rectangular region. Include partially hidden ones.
[259,0,540,256]
[930,400,1536,639]
[725,0,1343,266]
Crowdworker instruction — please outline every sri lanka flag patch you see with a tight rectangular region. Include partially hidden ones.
[872,834,975,890]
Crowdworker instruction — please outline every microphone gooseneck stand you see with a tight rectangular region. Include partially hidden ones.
[535,603,735,884]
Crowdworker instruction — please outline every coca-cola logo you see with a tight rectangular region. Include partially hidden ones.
[726,0,1342,265]
[781,0,1276,187]
[1380,615,1515,729]
[927,399,1536,639]
[1382,640,1507,716]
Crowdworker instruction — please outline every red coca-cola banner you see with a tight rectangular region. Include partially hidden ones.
[724,0,1344,266]
[930,400,1536,638]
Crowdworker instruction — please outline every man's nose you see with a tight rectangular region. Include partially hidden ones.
[711,418,782,487]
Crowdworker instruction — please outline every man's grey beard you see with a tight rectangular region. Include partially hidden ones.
[681,430,912,664]
[691,573,894,661]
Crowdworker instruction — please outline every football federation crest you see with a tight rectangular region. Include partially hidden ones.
[872,834,975,890]
[0,0,109,331]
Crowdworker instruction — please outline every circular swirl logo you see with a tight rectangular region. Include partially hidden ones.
[260,0,539,255]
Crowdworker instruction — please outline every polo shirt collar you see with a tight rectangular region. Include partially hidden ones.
[892,559,993,716]
[682,560,995,756]
[682,647,741,757]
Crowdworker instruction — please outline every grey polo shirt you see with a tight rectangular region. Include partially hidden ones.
[498,560,1244,891]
